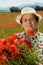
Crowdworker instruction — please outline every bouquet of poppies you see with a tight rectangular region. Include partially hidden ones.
[0,28,41,65]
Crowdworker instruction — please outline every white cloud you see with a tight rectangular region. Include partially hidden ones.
[0,0,43,7]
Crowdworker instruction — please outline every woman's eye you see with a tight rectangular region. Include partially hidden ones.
[24,19,27,22]
[31,18,35,21]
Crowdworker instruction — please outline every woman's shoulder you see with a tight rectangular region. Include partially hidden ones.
[38,31,43,36]
[37,31,43,39]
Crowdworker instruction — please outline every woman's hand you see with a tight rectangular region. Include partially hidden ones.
[35,61,42,65]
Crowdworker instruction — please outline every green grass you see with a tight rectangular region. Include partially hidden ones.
[0,25,24,38]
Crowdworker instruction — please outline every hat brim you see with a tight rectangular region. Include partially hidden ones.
[16,13,42,24]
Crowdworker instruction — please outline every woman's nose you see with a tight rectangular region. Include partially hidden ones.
[26,21,32,27]
[27,20,32,25]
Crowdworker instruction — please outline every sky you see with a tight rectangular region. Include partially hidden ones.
[0,0,43,8]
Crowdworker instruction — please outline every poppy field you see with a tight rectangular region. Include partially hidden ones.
[0,11,43,38]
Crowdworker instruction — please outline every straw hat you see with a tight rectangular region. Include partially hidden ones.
[16,7,42,24]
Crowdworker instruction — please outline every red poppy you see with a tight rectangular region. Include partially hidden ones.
[0,51,3,55]
[11,52,17,58]
[0,38,6,45]
[0,38,1,42]
[24,40,32,49]
[1,55,7,61]
[24,40,31,46]
[0,43,5,50]
[27,28,35,37]
[13,34,19,40]
[18,39,23,45]
[8,36,14,44]
[11,48,19,58]
[6,45,15,53]
[14,47,19,53]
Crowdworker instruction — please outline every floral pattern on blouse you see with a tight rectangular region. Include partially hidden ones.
[17,31,43,61]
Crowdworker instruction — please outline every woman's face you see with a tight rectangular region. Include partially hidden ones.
[21,14,38,32]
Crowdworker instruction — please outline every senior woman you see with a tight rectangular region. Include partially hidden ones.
[16,7,43,65]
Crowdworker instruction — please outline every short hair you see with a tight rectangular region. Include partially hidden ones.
[20,14,39,24]
[20,17,22,24]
